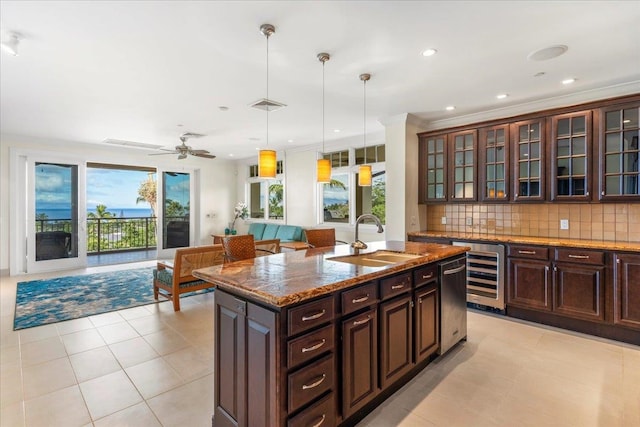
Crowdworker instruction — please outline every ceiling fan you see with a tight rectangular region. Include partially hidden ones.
[150,132,216,160]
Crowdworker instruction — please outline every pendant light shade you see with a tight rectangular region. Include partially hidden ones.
[258,23,277,178]
[358,73,372,187]
[358,164,372,187]
[317,52,331,183]
[259,149,277,177]
[317,158,332,182]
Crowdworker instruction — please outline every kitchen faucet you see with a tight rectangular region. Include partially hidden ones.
[351,214,384,251]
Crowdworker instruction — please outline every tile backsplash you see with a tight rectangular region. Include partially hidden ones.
[426,203,639,243]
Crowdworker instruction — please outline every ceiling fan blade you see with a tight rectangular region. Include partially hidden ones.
[193,153,216,159]
[189,149,210,155]
[148,151,179,156]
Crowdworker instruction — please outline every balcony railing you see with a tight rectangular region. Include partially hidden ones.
[36,216,160,254]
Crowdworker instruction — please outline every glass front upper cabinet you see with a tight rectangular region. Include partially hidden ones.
[479,124,509,202]
[450,130,477,201]
[512,119,545,201]
[550,111,592,201]
[600,102,640,200]
[420,134,448,202]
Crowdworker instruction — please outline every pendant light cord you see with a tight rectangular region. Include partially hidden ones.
[363,78,367,159]
[322,60,325,153]
[266,34,269,148]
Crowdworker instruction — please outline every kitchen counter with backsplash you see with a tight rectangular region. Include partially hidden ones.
[407,231,640,252]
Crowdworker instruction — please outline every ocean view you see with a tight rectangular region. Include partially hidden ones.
[36,208,153,220]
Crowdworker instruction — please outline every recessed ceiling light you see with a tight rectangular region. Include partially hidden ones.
[287,139,294,143]
[421,48,437,57]
[445,106,455,111]
[333,129,341,133]
[229,153,234,156]
[562,78,576,85]
[527,45,568,61]
[496,94,508,99]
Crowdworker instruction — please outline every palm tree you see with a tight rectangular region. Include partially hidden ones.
[136,173,157,217]
[87,204,115,218]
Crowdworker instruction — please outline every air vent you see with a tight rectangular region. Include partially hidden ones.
[103,139,164,149]
[249,98,287,112]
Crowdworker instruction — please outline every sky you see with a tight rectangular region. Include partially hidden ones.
[35,165,156,210]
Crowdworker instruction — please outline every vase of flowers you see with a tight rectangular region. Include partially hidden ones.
[228,201,249,234]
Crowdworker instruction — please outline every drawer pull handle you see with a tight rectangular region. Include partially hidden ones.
[302,310,326,322]
[301,339,326,353]
[302,374,326,390]
[568,254,589,259]
[422,273,434,279]
[353,315,371,326]
[518,250,536,255]
[391,284,405,290]
[352,294,370,304]
[311,414,326,427]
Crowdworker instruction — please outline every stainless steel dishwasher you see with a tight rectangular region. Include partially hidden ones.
[439,256,467,355]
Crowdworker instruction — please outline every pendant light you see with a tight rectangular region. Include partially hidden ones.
[258,24,277,178]
[317,52,331,183]
[358,73,372,187]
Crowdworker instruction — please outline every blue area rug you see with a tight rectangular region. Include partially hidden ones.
[13,268,211,330]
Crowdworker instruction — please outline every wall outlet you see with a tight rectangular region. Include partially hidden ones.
[560,219,569,230]
[441,216,447,225]
[466,217,473,226]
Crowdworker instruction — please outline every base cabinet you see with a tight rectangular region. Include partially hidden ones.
[213,259,450,427]
[553,262,605,322]
[614,253,640,331]
[214,289,277,427]
[507,257,551,311]
[342,307,379,418]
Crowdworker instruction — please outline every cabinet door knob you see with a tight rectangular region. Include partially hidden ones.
[302,309,326,322]
[353,315,371,326]
[311,414,326,427]
[352,294,370,304]
[301,339,326,353]
[302,373,326,390]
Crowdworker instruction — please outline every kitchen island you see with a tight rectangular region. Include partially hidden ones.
[193,240,468,427]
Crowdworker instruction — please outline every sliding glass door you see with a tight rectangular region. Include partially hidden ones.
[26,159,86,272]
[156,169,197,259]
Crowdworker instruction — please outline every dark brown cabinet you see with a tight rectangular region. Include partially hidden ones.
[598,102,640,201]
[419,133,448,202]
[379,294,413,389]
[512,119,546,201]
[550,111,593,201]
[214,289,277,427]
[552,249,605,322]
[342,307,378,418]
[614,253,640,330]
[507,245,551,310]
[414,283,439,363]
[449,130,477,201]
[479,124,510,201]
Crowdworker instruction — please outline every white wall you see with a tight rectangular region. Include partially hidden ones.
[0,134,237,273]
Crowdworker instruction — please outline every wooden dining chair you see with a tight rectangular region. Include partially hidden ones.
[221,234,279,262]
[304,228,348,248]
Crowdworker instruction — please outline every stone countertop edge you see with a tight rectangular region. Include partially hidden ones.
[192,240,468,308]
[407,231,640,253]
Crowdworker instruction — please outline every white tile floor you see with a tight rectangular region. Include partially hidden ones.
[1,262,639,426]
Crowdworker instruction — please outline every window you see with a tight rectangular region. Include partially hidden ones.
[321,145,385,225]
[248,161,284,220]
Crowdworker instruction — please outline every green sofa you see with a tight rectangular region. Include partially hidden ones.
[248,223,304,243]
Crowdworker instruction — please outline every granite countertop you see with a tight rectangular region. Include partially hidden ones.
[192,240,467,308]
[407,231,640,253]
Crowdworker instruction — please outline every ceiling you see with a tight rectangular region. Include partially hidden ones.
[1,1,639,160]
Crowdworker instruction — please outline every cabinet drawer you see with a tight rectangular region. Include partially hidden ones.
[288,354,334,413]
[380,272,412,300]
[508,245,549,260]
[288,296,335,336]
[413,265,438,288]
[555,248,604,265]
[287,392,335,427]
[288,325,334,369]
[341,282,379,315]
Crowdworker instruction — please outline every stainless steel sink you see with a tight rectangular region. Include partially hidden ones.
[328,251,424,267]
